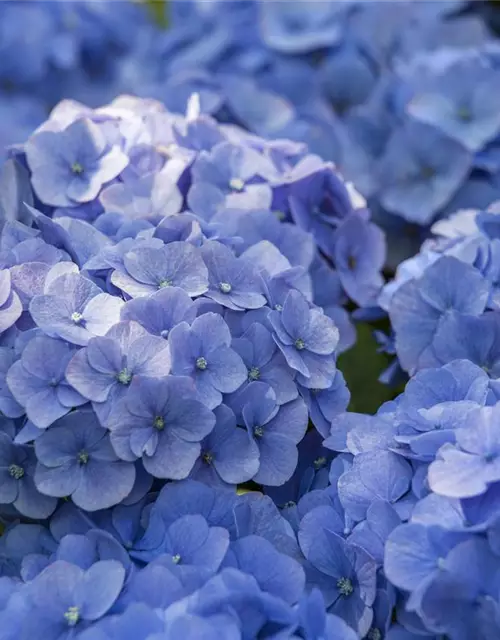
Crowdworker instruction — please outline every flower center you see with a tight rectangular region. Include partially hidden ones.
[71,162,84,175]
[8,464,24,480]
[160,329,169,339]
[219,282,232,294]
[158,278,172,289]
[77,450,89,465]
[202,451,213,465]
[283,500,296,509]
[196,357,208,371]
[337,577,354,597]
[153,416,165,431]
[229,177,245,191]
[116,368,132,385]
[313,456,327,470]
[420,165,435,179]
[457,106,472,122]
[64,606,80,626]
[248,367,260,381]
[294,338,305,350]
[254,426,264,438]
[367,629,382,640]
[274,304,283,311]
[71,311,83,324]
[172,554,181,564]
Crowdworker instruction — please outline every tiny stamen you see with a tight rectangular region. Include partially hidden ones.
[219,282,232,294]
[294,338,305,350]
[8,464,24,480]
[71,162,84,175]
[248,367,260,381]
[64,606,80,627]
[116,368,132,385]
[337,577,354,597]
[153,416,165,431]
[196,357,208,370]
[77,450,89,465]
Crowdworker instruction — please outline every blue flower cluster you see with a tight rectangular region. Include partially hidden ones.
[0,92,379,508]
[382,202,500,378]
[0,93,394,637]
[0,0,155,158]
[0,479,360,640]
[3,2,500,638]
[319,357,500,638]
[110,0,500,247]
[4,0,500,250]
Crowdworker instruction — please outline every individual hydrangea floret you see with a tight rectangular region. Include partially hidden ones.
[30,270,123,346]
[34,410,136,511]
[389,256,489,374]
[0,432,57,519]
[232,322,298,405]
[25,118,129,208]
[298,505,377,636]
[106,375,215,479]
[189,404,260,486]
[269,289,339,389]
[200,240,267,311]
[428,403,500,498]
[8,560,125,639]
[120,286,197,339]
[65,320,171,426]
[228,381,308,486]
[111,241,209,299]
[169,312,247,409]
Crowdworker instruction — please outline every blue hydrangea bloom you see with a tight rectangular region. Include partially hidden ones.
[200,240,267,311]
[408,55,500,152]
[6,560,125,639]
[30,270,123,346]
[0,432,57,519]
[106,375,215,479]
[111,241,209,299]
[428,403,500,498]
[189,404,260,487]
[25,118,129,208]
[65,320,171,425]
[298,505,377,636]
[390,256,490,374]
[228,381,308,486]
[269,290,339,388]
[377,120,472,225]
[120,286,197,339]
[7,335,85,428]
[34,410,136,511]
[232,322,298,405]
[169,312,247,409]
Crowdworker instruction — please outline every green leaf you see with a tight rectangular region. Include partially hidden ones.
[338,323,395,415]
